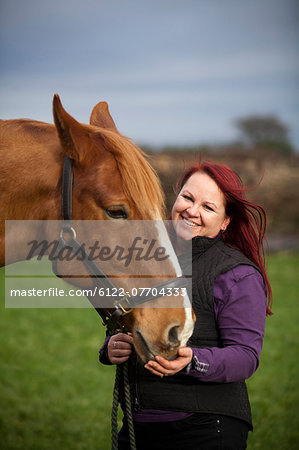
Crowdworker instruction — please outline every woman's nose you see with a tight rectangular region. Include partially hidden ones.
[187,204,200,217]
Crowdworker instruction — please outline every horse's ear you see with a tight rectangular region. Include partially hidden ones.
[53,94,88,162]
[89,101,119,132]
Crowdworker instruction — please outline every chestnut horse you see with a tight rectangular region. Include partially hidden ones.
[0,95,194,362]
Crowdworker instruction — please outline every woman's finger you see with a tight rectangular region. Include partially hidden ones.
[111,355,130,364]
[113,349,132,357]
[111,341,132,350]
[155,356,177,369]
[144,361,172,377]
[112,333,134,344]
[145,365,167,377]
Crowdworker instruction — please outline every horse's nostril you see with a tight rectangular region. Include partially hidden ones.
[168,325,180,346]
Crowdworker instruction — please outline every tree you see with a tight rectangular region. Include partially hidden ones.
[235,115,293,155]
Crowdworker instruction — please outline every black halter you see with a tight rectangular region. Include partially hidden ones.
[52,156,189,334]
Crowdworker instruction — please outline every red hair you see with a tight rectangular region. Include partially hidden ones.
[177,161,273,315]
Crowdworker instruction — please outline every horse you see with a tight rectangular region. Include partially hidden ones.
[0,95,194,363]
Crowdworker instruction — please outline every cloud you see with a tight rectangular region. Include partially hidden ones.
[0,0,298,147]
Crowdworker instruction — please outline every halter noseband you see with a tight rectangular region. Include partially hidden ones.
[52,156,189,334]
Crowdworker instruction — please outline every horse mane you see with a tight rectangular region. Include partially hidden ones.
[99,129,165,219]
[0,118,165,220]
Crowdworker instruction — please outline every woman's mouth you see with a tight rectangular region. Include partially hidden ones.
[182,216,200,227]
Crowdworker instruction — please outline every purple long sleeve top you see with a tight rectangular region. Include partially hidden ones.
[99,264,267,422]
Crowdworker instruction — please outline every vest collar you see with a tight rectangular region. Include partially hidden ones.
[192,232,223,258]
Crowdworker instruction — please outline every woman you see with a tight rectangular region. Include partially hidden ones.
[99,161,272,450]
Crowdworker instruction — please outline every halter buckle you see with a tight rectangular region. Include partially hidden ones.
[117,304,133,316]
[114,293,133,316]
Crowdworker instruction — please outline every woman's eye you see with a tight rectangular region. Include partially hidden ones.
[204,205,214,212]
[105,206,128,219]
[182,195,193,201]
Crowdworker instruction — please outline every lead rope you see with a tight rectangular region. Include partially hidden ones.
[111,364,121,450]
[111,361,137,450]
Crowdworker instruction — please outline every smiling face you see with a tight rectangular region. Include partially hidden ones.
[171,171,230,241]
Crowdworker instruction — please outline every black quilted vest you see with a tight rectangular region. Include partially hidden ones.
[125,234,258,428]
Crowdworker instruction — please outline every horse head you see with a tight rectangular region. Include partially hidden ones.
[0,95,195,363]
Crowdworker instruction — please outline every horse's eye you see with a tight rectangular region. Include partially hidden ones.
[105,205,128,219]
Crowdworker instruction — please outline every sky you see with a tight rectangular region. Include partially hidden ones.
[1,0,299,149]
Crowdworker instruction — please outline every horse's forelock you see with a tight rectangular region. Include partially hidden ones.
[97,129,165,219]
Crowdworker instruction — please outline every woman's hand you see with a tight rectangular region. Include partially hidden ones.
[144,347,193,377]
[107,333,134,364]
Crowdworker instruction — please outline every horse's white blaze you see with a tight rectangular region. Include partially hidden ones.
[154,221,194,346]
[180,301,194,347]
[154,220,183,277]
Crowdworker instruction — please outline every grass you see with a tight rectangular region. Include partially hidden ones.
[247,252,299,449]
[1,252,298,449]
[0,283,114,449]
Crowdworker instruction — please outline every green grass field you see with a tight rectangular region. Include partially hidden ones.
[1,253,298,449]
